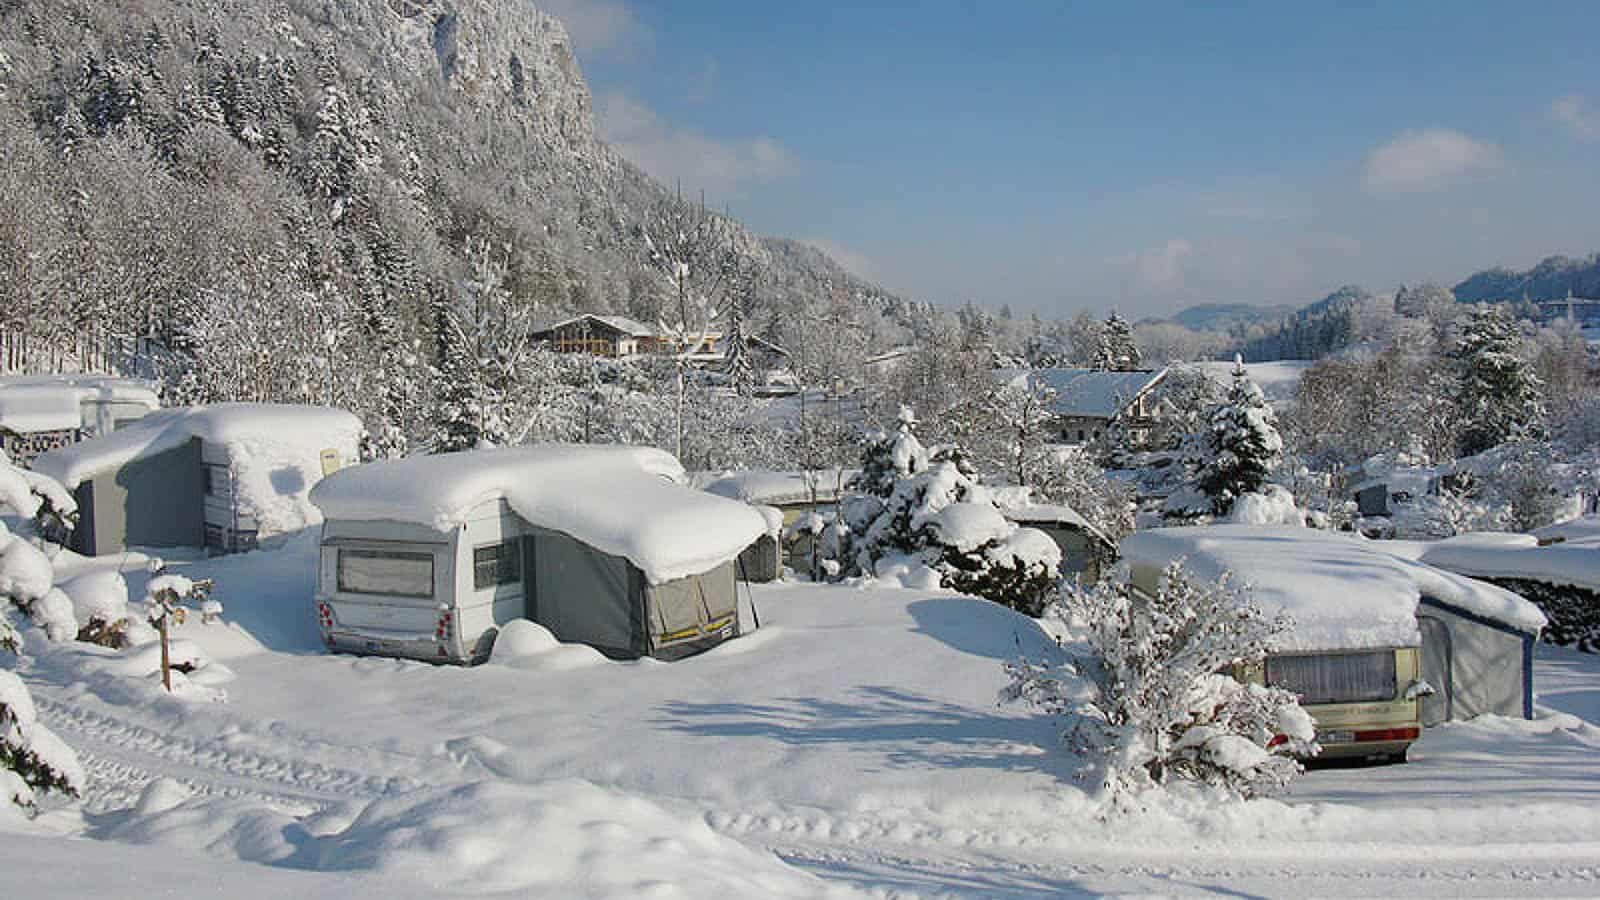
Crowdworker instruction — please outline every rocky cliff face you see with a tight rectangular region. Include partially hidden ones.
[385,0,596,148]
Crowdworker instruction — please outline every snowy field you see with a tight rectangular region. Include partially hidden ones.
[1199,359,1312,404]
[5,533,1600,897]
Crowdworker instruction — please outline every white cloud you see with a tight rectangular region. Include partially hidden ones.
[535,0,648,57]
[1362,129,1504,192]
[596,93,797,195]
[1551,94,1600,141]
[1120,238,1193,294]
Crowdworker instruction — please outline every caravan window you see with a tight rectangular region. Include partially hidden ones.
[473,540,522,590]
[203,464,232,499]
[338,549,435,598]
[1265,651,1397,705]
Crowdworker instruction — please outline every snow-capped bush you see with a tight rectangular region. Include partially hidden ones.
[0,520,79,641]
[1,639,84,814]
[835,408,1061,615]
[1222,484,1304,527]
[0,452,77,545]
[1004,559,1317,805]
[58,570,135,647]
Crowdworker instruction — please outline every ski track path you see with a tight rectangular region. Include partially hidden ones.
[31,683,1600,897]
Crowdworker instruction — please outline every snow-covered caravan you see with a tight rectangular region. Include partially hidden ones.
[1408,533,1600,655]
[0,375,160,466]
[701,469,851,577]
[309,446,768,663]
[1122,526,1544,759]
[33,404,360,555]
[999,502,1114,581]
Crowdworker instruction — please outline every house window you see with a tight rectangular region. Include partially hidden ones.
[1077,429,1086,442]
[1265,651,1396,705]
[473,540,522,590]
[338,549,435,598]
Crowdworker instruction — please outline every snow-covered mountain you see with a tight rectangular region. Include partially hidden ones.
[0,0,919,356]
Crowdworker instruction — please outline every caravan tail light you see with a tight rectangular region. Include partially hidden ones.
[1352,726,1419,743]
[435,609,454,641]
[316,600,334,630]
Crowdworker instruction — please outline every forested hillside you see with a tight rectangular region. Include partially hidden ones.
[1453,254,1600,304]
[0,0,919,425]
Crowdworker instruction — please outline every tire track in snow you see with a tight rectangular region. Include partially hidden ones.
[705,809,1600,896]
[761,836,1600,898]
[34,696,424,814]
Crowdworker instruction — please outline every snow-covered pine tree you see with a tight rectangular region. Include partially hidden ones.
[1091,312,1141,372]
[1452,305,1546,457]
[841,408,1061,615]
[721,255,758,395]
[1003,559,1317,804]
[849,406,929,500]
[426,295,490,453]
[1192,357,1284,515]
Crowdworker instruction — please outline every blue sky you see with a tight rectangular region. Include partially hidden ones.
[542,1,1600,319]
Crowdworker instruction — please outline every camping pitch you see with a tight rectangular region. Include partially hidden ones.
[1122,525,1545,757]
[34,403,361,555]
[309,445,769,663]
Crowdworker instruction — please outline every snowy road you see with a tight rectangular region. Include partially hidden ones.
[14,557,1600,898]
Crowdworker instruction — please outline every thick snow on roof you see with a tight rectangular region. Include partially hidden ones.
[699,469,851,505]
[311,445,768,585]
[34,404,360,490]
[1398,533,1600,596]
[35,404,360,540]
[1121,525,1544,652]
[1533,515,1600,547]
[1003,368,1167,419]
[0,375,159,434]
[1000,501,1095,532]
[538,313,657,337]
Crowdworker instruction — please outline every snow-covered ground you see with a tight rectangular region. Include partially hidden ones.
[1199,359,1312,404]
[5,534,1600,897]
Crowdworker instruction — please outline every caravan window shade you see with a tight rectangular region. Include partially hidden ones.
[473,540,521,590]
[338,549,434,598]
[1266,651,1397,705]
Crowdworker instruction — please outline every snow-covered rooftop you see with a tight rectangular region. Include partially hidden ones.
[537,313,658,338]
[699,469,852,506]
[1005,368,1168,419]
[0,375,159,434]
[1533,515,1600,547]
[33,404,361,490]
[1394,532,1600,596]
[999,502,1102,537]
[1121,525,1545,652]
[311,445,768,585]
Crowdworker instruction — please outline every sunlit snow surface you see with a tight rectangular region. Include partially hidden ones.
[3,534,1599,897]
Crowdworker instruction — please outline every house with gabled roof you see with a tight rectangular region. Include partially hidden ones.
[1005,367,1169,447]
[533,314,660,358]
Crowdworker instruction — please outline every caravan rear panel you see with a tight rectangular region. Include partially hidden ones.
[317,518,461,663]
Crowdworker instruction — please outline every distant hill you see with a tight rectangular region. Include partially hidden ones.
[1237,285,1380,362]
[1165,303,1297,333]
[1454,254,1600,303]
